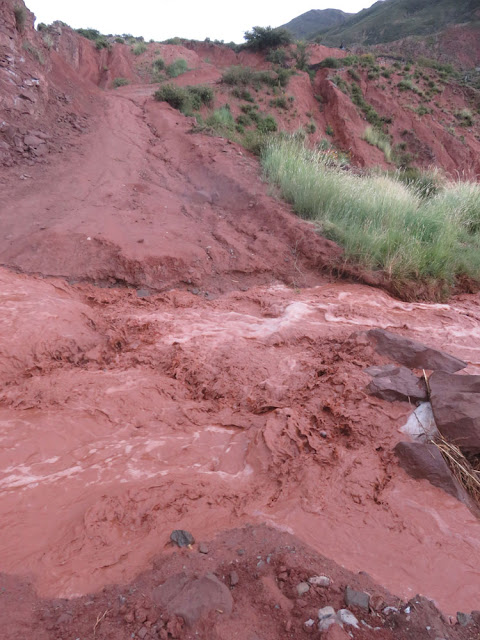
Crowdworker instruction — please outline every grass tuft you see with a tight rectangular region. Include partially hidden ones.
[261,136,480,296]
[362,126,392,162]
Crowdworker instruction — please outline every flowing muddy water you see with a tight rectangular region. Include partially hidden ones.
[1,273,479,613]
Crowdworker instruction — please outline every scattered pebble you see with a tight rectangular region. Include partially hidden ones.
[337,609,359,628]
[198,543,209,554]
[308,575,331,587]
[383,606,399,615]
[296,582,310,596]
[230,571,239,587]
[318,606,336,620]
[170,530,195,548]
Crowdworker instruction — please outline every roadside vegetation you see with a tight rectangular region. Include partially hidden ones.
[261,135,480,296]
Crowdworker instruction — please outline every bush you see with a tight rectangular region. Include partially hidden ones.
[22,41,44,64]
[166,58,188,77]
[294,42,309,72]
[115,37,125,44]
[221,65,291,89]
[305,121,316,134]
[231,87,254,102]
[206,106,236,131]
[348,68,360,82]
[113,77,129,88]
[14,5,26,32]
[153,57,165,71]
[154,83,213,114]
[362,126,392,162]
[266,48,288,66]
[325,124,334,136]
[257,114,278,133]
[132,42,147,55]
[455,109,474,127]
[261,136,480,296]
[95,37,110,50]
[350,83,383,128]
[269,96,288,109]
[243,26,292,51]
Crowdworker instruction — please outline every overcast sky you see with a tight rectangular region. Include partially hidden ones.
[25,1,378,43]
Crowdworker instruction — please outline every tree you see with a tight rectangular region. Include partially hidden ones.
[243,26,292,51]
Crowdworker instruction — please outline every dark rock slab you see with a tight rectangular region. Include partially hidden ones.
[429,371,480,454]
[394,441,465,501]
[170,530,195,548]
[344,586,370,610]
[153,572,233,626]
[367,329,466,373]
[365,364,427,402]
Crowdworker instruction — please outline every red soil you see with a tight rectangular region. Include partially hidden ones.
[1,2,480,639]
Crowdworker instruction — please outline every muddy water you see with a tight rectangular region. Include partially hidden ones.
[1,276,480,613]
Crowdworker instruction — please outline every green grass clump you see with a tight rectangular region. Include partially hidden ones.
[154,83,213,114]
[261,135,480,296]
[14,5,26,32]
[166,58,188,78]
[362,126,392,162]
[269,96,288,109]
[221,65,292,89]
[23,41,44,64]
[455,109,474,127]
[113,77,129,88]
[350,83,383,128]
[231,87,255,102]
[132,42,147,55]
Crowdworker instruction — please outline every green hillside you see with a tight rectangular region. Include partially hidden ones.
[280,9,352,40]
[307,0,480,46]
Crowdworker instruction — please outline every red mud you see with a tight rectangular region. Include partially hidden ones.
[1,2,480,638]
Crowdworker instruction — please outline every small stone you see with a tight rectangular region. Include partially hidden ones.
[137,627,148,639]
[198,543,209,554]
[296,582,310,596]
[124,612,134,623]
[345,586,370,610]
[136,288,150,298]
[318,617,337,632]
[170,530,195,548]
[308,575,331,587]
[336,609,359,628]
[383,606,399,615]
[237,549,245,556]
[320,431,328,438]
[230,571,239,586]
[318,606,336,620]
[304,619,315,627]
[457,612,473,626]
[135,609,148,624]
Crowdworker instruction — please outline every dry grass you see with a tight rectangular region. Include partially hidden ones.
[432,435,480,504]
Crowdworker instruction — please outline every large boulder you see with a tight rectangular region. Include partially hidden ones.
[153,572,233,626]
[367,329,466,373]
[365,364,427,402]
[394,441,466,502]
[429,371,480,454]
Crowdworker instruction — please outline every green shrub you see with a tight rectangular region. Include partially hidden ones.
[115,37,125,44]
[362,126,392,162]
[350,83,383,128]
[222,65,291,89]
[154,83,213,114]
[236,114,252,127]
[319,57,344,69]
[206,106,236,131]
[261,136,480,296]
[348,68,360,82]
[269,96,288,109]
[113,77,129,88]
[231,87,254,102]
[331,74,348,93]
[22,41,44,64]
[257,114,278,133]
[243,26,292,51]
[305,121,316,134]
[294,41,309,72]
[455,109,474,127]
[14,6,26,32]
[326,124,334,136]
[37,22,47,31]
[95,37,110,50]
[153,57,165,71]
[166,58,188,77]
[266,48,288,66]
[132,42,147,56]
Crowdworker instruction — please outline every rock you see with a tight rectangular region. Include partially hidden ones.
[153,572,233,626]
[136,288,150,298]
[394,441,466,501]
[457,612,473,626]
[198,543,209,554]
[367,329,466,373]
[135,608,148,623]
[170,530,195,548]
[336,609,359,628]
[383,606,399,615]
[308,575,331,587]
[318,616,337,632]
[366,364,427,402]
[471,610,480,626]
[344,586,370,610]
[137,627,148,639]
[429,371,480,454]
[230,571,239,587]
[23,134,43,147]
[296,582,310,596]
[400,403,438,442]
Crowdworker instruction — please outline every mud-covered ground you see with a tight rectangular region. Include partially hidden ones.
[1,2,480,638]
